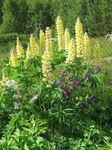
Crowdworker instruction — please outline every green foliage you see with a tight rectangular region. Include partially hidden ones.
[0,33,28,43]
[52,0,112,36]
[0,0,112,35]
[0,33,29,79]
[0,0,54,34]
[0,113,54,150]
[26,0,54,34]
[0,0,112,148]
[0,0,3,24]
[1,0,29,33]
[0,33,29,50]
[0,45,112,149]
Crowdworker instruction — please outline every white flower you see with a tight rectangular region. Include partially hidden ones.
[13,93,22,99]
[30,94,38,104]
[14,102,21,110]
[6,80,17,87]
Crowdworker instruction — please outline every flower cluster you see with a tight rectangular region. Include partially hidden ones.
[64,28,70,51]
[94,65,100,73]
[80,96,97,110]
[84,32,90,61]
[26,43,31,58]
[14,102,22,110]
[2,70,8,82]
[66,38,76,64]
[56,70,79,98]
[56,16,64,50]
[42,50,52,83]
[29,34,40,57]
[6,80,17,87]
[69,80,79,90]
[75,18,84,57]
[10,48,18,67]
[39,30,45,55]
[16,37,24,58]
[45,27,52,52]
[7,16,101,84]
[56,79,63,86]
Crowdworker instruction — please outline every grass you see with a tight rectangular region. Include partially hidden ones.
[92,37,112,58]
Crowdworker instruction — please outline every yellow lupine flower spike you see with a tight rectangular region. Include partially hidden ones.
[56,16,64,50]
[84,32,91,61]
[39,30,45,55]
[30,34,39,57]
[10,48,18,67]
[66,38,76,64]
[42,50,52,83]
[26,43,32,58]
[45,27,52,52]
[16,37,24,58]
[64,28,70,51]
[2,70,7,82]
[75,18,84,57]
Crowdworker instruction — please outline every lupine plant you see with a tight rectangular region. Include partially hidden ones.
[0,16,111,150]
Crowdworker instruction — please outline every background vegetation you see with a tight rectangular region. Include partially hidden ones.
[0,0,112,36]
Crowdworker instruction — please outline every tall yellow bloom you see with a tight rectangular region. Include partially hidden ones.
[45,27,52,52]
[39,30,45,55]
[26,43,32,58]
[10,48,18,67]
[94,40,101,64]
[66,38,76,64]
[16,37,24,58]
[2,70,7,82]
[75,18,84,57]
[42,50,52,83]
[64,28,70,51]
[84,32,91,61]
[56,16,64,50]
[30,34,39,57]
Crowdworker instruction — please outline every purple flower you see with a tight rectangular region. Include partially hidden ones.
[63,90,69,98]
[87,96,97,105]
[69,80,79,90]
[94,65,100,73]
[60,70,66,75]
[91,96,97,102]
[74,80,79,85]
[69,85,74,90]
[84,74,90,80]
[56,79,63,86]
[80,96,97,110]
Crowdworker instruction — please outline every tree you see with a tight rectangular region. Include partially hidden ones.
[0,0,3,25]
[26,0,53,34]
[1,0,28,33]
